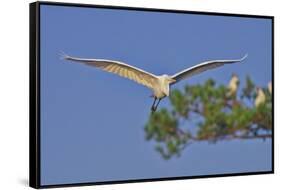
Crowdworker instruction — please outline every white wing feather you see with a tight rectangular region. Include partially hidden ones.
[63,54,158,89]
[171,54,247,84]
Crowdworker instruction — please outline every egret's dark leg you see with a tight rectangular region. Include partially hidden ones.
[151,97,157,112]
[154,98,162,111]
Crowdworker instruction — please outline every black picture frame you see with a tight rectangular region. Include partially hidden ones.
[29,1,274,189]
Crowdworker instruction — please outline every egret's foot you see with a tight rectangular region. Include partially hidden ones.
[151,106,156,113]
[151,98,161,113]
[151,106,158,113]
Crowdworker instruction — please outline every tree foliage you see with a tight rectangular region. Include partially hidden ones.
[144,76,272,160]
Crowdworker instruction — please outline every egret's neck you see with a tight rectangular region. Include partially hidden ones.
[159,76,171,96]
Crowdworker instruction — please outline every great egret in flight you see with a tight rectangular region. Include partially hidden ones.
[62,53,247,112]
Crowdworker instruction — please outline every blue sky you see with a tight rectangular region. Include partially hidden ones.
[40,4,272,185]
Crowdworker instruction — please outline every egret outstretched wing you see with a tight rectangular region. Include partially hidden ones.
[171,54,247,84]
[63,54,158,89]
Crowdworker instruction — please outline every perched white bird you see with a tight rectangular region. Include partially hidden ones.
[227,74,239,97]
[255,87,266,107]
[268,81,272,94]
[63,53,247,112]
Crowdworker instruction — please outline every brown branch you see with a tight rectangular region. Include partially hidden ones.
[174,127,271,143]
[232,134,272,140]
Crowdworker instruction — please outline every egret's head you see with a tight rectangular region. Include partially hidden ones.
[162,74,176,84]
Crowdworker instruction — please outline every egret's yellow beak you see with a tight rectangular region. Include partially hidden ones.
[168,78,176,83]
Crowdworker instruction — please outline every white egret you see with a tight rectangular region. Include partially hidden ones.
[268,81,272,94]
[62,53,247,112]
[255,87,266,107]
[227,74,239,97]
